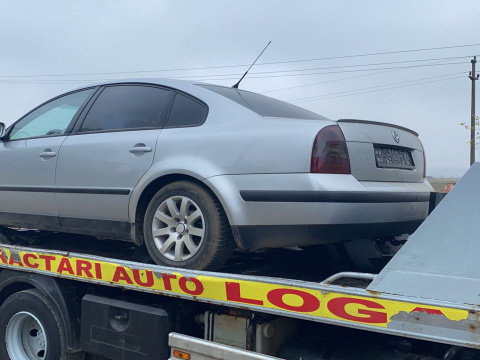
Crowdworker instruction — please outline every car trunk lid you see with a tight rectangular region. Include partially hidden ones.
[337,119,425,183]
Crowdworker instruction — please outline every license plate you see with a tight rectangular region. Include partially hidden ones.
[374,146,415,169]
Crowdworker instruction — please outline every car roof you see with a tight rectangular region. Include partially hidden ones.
[71,78,209,94]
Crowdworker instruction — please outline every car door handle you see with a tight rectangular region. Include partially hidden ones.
[129,146,152,154]
[39,151,57,159]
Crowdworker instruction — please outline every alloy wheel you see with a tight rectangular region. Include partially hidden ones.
[151,195,205,261]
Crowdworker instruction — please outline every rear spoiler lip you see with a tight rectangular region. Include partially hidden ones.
[336,119,419,137]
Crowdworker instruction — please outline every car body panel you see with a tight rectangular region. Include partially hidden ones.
[0,136,65,216]
[0,78,433,257]
[338,120,421,149]
[338,120,425,183]
[347,142,425,182]
[55,130,161,221]
[204,173,432,227]
[127,117,334,221]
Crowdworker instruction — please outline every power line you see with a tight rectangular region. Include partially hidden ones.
[262,58,464,94]
[0,44,478,79]
[286,72,466,102]
[0,60,467,85]
[239,55,472,76]
[263,69,401,94]
[256,43,480,66]
[190,57,469,79]
[0,78,116,85]
[291,75,463,103]
[0,55,464,78]
[182,61,467,81]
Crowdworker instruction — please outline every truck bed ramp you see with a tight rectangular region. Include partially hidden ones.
[370,163,480,302]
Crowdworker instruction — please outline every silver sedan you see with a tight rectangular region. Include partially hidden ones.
[0,79,432,270]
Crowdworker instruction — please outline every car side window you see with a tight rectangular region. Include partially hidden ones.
[79,85,173,132]
[166,93,207,128]
[9,89,94,140]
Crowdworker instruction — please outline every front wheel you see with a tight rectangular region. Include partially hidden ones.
[0,289,82,360]
[143,181,233,270]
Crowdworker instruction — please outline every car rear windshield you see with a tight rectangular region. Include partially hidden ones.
[198,84,326,120]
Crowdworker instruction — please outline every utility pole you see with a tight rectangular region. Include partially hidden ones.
[469,56,479,165]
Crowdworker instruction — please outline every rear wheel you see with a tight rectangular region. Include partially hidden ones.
[0,289,82,360]
[143,181,233,270]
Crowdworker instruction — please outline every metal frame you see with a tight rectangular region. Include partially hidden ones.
[168,333,281,360]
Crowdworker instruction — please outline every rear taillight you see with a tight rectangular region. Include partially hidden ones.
[311,125,351,174]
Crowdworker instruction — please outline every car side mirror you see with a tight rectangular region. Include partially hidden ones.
[0,123,5,139]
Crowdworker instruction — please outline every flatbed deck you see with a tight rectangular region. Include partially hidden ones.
[1,165,479,359]
[0,238,478,350]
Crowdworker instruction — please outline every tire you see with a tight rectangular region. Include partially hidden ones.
[0,289,82,360]
[143,181,233,270]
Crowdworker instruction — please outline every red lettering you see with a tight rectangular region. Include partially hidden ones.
[94,263,103,280]
[57,258,74,275]
[23,254,39,269]
[225,282,263,306]
[133,269,154,287]
[112,266,133,285]
[0,249,7,264]
[267,288,320,312]
[161,273,177,291]
[328,297,387,324]
[39,255,55,271]
[8,254,23,267]
[411,307,444,316]
[179,277,204,296]
[76,260,93,278]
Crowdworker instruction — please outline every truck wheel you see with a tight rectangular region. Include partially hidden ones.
[0,289,80,360]
[143,181,233,270]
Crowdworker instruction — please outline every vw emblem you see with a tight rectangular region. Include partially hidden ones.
[392,130,400,143]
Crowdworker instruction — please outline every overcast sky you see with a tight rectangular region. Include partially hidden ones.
[0,0,477,177]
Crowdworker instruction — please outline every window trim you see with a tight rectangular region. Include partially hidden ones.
[3,82,211,141]
[71,83,177,135]
[4,87,100,142]
[163,91,209,129]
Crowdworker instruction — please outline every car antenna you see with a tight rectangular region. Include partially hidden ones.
[232,41,272,89]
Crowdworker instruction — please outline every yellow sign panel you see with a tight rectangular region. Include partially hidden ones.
[0,247,468,327]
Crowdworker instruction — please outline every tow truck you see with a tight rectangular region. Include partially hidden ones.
[0,165,479,360]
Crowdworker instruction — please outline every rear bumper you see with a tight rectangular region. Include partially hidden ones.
[205,173,432,226]
[232,220,423,251]
[205,173,432,251]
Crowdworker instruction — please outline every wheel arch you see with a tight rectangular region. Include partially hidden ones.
[0,270,80,352]
[130,173,234,246]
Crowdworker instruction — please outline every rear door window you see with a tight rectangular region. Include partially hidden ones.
[79,85,173,132]
[165,93,208,128]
